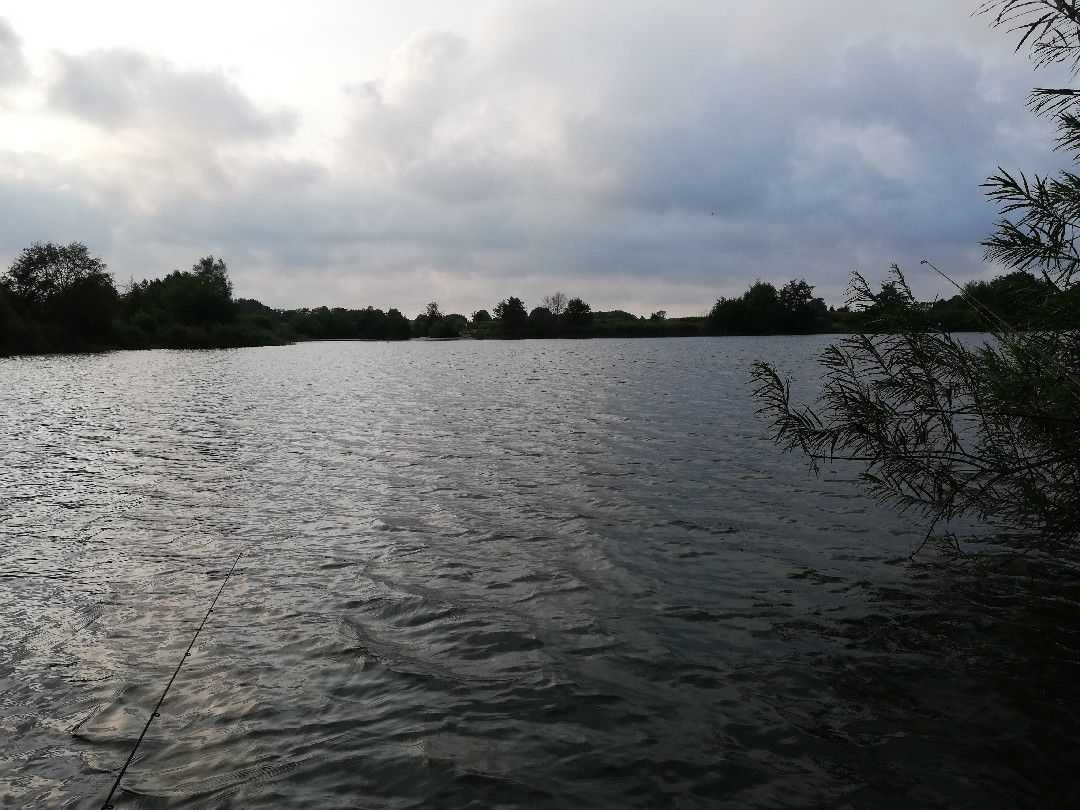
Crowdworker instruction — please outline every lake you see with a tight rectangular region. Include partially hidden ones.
[1,337,1077,808]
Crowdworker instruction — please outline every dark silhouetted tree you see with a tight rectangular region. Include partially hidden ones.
[414,301,444,336]
[542,291,568,317]
[778,279,828,333]
[3,242,117,335]
[494,296,528,334]
[563,297,594,334]
[529,306,556,336]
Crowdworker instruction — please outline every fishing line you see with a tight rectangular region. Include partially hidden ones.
[99,551,244,810]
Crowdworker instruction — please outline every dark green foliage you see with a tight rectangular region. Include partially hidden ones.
[528,306,556,337]
[471,298,705,339]
[411,302,467,338]
[124,256,236,328]
[413,302,443,337]
[430,313,468,339]
[493,296,529,335]
[563,297,594,334]
[928,270,1069,331]
[710,279,828,335]
[590,311,702,338]
[4,242,118,340]
[0,245,411,355]
[472,309,492,322]
[279,305,412,341]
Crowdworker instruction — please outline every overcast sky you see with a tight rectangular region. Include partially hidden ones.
[0,1,1069,315]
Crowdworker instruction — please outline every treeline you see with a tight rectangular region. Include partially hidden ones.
[0,243,283,354]
[706,272,1079,335]
[2,241,1071,357]
[412,294,702,340]
[0,242,415,355]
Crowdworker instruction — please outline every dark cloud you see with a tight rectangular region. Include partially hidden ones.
[48,48,296,140]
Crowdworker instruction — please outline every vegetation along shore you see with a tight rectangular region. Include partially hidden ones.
[2,240,1076,357]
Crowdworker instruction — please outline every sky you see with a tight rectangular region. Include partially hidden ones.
[0,1,1070,316]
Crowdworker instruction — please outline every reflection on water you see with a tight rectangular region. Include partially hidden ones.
[0,337,1077,808]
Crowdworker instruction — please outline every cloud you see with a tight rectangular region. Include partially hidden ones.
[326,1,1065,308]
[0,1,1072,314]
[48,48,296,140]
[0,17,28,92]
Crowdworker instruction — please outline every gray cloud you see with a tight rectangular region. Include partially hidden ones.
[325,4,1066,308]
[48,48,296,140]
[0,17,28,92]
[0,151,117,255]
[0,2,1072,315]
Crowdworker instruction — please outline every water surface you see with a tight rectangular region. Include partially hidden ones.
[1,337,1077,808]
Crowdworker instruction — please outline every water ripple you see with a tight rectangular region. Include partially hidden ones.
[1,338,1078,808]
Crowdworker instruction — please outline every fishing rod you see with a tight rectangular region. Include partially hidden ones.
[99,551,244,810]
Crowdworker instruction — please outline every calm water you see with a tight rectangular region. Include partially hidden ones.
[1,337,1078,809]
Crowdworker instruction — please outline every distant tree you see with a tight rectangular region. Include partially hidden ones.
[385,308,412,340]
[430,312,467,338]
[529,306,556,336]
[494,296,529,332]
[551,297,592,336]
[564,297,593,328]
[414,301,444,337]
[150,257,233,324]
[742,281,782,330]
[709,282,779,335]
[710,280,828,335]
[0,284,16,345]
[3,241,117,334]
[778,279,827,333]
[191,256,234,318]
[650,310,667,321]
[929,270,1054,331]
[542,291,568,317]
[235,297,276,317]
[472,309,492,322]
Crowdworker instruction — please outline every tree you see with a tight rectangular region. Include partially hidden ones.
[710,281,783,334]
[494,296,529,333]
[778,279,827,333]
[3,242,117,334]
[563,297,593,333]
[415,301,443,336]
[529,306,556,336]
[430,312,467,338]
[472,309,492,322]
[0,284,17,345]
[542,291,568,317]
[752,3,1080,555]
[385,308,412,340]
